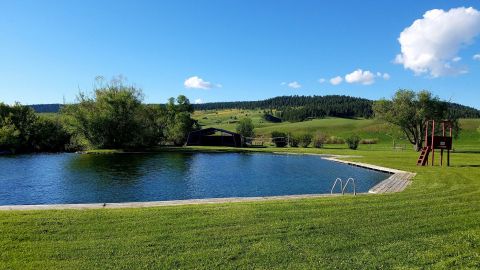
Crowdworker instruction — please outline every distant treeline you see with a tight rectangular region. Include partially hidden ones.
[193,95,480,121]
[29,95,480,121]
[29,104,63,113]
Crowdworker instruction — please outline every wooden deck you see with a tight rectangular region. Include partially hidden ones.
[322,156,415,194]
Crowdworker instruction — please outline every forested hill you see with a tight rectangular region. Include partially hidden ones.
[193,95,480,120]
[28,104,63,113]
[28,95,480,119]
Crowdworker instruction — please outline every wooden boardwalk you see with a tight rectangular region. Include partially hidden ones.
[322,156,415,194]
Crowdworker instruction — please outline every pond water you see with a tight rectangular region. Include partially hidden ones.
[0,152,391,205]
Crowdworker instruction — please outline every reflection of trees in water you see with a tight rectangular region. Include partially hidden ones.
[68,153,195,184]
[68,154,153,183]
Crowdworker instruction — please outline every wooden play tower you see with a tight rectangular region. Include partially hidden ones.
[417,120,453,166]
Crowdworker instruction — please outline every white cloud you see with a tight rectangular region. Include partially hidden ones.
[287,81,301,89]
[452,56,462,62]
[382,73,391,80]
[395,7,480,77]
[345,69,376,85]
[194,98,204,104]
[318,78,326,83]
[330,76,343,85]
[184,76,215,89]
[474,54,480,60]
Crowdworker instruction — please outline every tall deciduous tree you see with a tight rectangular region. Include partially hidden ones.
[236,118,255,138]
[373,90,459,151]
[64,78,197,149]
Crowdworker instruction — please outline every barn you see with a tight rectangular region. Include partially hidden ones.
[186,128,243,147]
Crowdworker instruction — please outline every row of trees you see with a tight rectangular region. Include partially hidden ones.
[0,79,197,153]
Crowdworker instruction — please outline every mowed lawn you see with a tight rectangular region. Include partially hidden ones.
[1,147,480,269]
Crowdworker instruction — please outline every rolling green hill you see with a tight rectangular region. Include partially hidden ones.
[193,109,480,150]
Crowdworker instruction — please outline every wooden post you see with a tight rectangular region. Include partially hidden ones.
[431,120,435,166]
[441,149,444,166]
[447,150,450,166]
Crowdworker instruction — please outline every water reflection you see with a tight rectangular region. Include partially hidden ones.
[0,152,391,205]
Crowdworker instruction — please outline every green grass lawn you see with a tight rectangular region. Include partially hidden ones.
[1,146,480,269]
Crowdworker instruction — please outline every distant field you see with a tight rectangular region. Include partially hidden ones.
[193,109,480,150]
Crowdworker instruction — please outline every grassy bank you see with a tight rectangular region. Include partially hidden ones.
[1,146,480,269]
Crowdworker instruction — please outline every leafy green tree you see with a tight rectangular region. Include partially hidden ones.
[236,118,255,138]
[164,95,196,146]
[373,90,459,151]
[288,134,299,147]
[0,103,38,152]
[0,118,21,152]
[64,80,145,149]
[31,116,71,152]
[298,133,312,147]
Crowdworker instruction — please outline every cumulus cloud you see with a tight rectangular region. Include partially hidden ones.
[345,69,376,85]
[330,76,343,85]
[318,78,326,83]
[194,98,204,104]
[287,81,301,89]
[395,7,480,77]
[382,73,391,80]
[474,54,480,60]
[184,76,215,89]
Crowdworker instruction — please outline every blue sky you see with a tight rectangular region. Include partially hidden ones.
[1,0,479,108]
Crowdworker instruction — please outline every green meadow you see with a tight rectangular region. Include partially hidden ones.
[1,110,479,269]
[1,146,480,269]
[194,109,480,149]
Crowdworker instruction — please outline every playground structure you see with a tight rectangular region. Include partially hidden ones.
[417,120,453,166]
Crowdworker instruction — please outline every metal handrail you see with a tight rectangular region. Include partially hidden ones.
[342,177,356,195]
[330,178,344,194]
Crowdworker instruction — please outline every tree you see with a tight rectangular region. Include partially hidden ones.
[64,81,144,149]
[236,118,255,138]
[373,90,459,151]
[164,95,197,146]
[345,134,361,150]
[298,133,313,147]
[313,132,327,148]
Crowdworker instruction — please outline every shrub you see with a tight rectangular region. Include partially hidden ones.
[313,132,327,148]
[298,133,313,148]
[346,134,361,150]
[360,138,378,144]
[288,134,299,147]
[326,136,345,144]
[271,131,287,147]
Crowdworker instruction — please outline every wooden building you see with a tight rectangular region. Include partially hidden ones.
[186,128,243,147]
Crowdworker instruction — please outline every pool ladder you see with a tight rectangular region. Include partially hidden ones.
[330,177,356,195]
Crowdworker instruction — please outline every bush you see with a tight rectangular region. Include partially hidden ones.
[325,136,345,144]
[360,138,378,144]
[346,134,361,150]
[271,131,287,147]
[313,132,327,148]
[288,134,299,147]
[298,133,313,148]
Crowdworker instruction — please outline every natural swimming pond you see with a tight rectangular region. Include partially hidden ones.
[0,152,391,205]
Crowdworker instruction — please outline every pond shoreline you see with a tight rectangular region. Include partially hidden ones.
[0,150,415,211]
